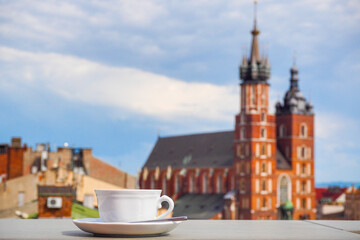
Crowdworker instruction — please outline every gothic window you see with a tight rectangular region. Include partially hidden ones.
[261,143,266,156]
[261,112,266,122]
[245,144,249,157]
[241,128,245,139]
[279,176,289,204]
[302,181,306,192]
[301,147,306,159]
[256,144,260,157]
[202,174,208,194]
[302,198,306,209]
[262,197,267,208]
[302,164,306,174]
[150,175,155,189]
[175,174,181,193]
[251,85,256,105]
[300,123,307,137]
[261,162,266,173]
[189,175,195,193]
[240,179,246,192]
[279,125,286,137]
[217,174,223,193]
[241,162,245,173]
[260,127,266,138]
[261,86,266,106]
[261,179,266,191]
[237,144,242,157]
[162,176,167,195]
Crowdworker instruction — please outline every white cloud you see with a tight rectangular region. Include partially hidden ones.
[0,46,238,123]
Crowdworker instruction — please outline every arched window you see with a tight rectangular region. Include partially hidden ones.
[150,175,155,189]
[301,147,306,159]
[279,125,286,137]
[261,162,266,173]
[301,181,306,192]
[260,127,266,138]
[175,174,181,193]
[302,198,306,209]
[241,128,245,139]
[262,197,267,208]
[261,179,267,191]
[189,175,195,193]
[251,85,256,105]
[202,174,208,193]
[217,174,223,193]
[300,123,307,137]
[261,143,266,156]
[261,87,266,106]
[241,162,245,173]
[162,176,167,195]
[240,179,246,192]
[279,176,289,204]
[302,164,306,174]
[261,112,266,122]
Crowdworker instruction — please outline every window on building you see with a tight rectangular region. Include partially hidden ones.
[251,85,256,105]
[261,162,266,173]
[162,176,167,195]
[301,147,306,159]
[18,192,24,207]
[261,86,266,106]
[261,179,266,191]
[261,112,266,122]
[261,143,266,156]
[302,198,306,209]
[302,164,306,174]
[300,124,307,137]
[237,144,242,157]
[189,175,195,193]
[202,174,208,194]
[260,127,266,138]
[217,174,223,193]
[175,174,181,193]
[241,162,245,173]
[279,125,286,137]
[241,128,245,139]
[240,179,246,192]
[262,197,267,208]
[256,144,260,157]
[302,181,306,192]
[256,198,260,209]
[245,144,249,157]
[150,175,155,189]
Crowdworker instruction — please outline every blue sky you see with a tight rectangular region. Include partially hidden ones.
[0,0,359,183]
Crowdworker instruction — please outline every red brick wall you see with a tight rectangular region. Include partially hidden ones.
[7,147,26,180]
[0,153,8,177]
[38,195,73,218]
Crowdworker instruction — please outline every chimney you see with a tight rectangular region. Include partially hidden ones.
[11,137,21,148]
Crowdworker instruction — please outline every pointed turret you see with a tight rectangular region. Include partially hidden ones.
[239,1,270,83]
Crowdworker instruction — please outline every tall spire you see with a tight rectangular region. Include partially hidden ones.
[250,0,260,63]
[290,55,299,90]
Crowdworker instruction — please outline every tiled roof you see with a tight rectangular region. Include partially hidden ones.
[38,186,74,196]
[143,131,234,170]
[172,193,225,219]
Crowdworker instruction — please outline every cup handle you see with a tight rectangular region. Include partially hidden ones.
[156,195,174,220]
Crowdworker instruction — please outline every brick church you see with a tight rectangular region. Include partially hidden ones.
[139,5,315,220]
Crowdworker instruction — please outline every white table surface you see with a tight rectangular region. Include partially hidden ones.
[0,219,359,240]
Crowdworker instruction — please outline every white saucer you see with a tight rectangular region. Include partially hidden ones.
[73,218,182,236]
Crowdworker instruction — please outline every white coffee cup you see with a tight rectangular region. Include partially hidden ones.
[95,189,174,222]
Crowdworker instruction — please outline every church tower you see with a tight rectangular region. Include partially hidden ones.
[275,63,315,219]
[234,2,277,219]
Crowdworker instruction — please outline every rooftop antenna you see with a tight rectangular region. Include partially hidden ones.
[254,0,258,28]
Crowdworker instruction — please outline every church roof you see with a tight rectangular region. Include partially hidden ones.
[143,130,293,171]
[172,193,225,219]
[142,131,234,170]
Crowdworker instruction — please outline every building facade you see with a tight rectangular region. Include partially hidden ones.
[139,7,316,220]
